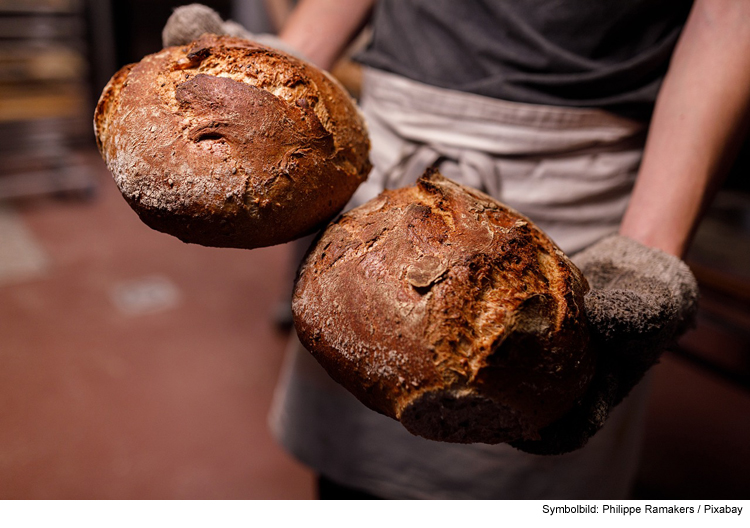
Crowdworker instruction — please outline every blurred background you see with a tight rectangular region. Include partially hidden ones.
[0,0,747,499]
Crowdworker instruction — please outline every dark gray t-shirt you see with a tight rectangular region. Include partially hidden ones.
[357,0,693,121]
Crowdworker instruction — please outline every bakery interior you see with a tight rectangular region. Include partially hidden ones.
[0,0,748,499]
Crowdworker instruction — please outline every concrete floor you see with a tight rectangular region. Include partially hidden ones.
[0,149,748,499]
[0,151,313,499]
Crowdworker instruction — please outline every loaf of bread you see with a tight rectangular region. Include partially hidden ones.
[94,34,371,249]
[293,170,594,444]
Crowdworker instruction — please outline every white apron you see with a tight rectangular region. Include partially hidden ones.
[270,68,652,499]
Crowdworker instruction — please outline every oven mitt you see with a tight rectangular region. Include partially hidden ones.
[511,234,699,455]
[161,3,304,58]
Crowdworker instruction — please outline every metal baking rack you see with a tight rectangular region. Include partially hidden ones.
[0,0,97,200]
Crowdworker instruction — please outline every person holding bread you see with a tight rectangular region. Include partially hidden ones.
[159,0,750,499]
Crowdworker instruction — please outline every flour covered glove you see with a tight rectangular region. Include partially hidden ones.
[162,3,303,58]
[512,234,699,455]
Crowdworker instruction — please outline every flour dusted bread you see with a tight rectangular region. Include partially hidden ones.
[94,34,370,249]
[293,170,594,444]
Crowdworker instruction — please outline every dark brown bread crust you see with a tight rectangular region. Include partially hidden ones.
[94,34,370,249]
[293,170,594,444]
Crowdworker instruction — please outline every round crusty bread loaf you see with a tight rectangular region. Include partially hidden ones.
[94,34,371,249]
[293,169,594,444]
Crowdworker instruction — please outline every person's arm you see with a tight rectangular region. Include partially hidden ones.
[279,0,375,70]
[620,0,750,258]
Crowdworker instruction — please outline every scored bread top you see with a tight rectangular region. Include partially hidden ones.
[94,34,371,249]
[293,170,594,443]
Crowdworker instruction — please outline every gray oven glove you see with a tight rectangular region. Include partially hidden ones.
[161,3,304,58]
[511,234,699,455]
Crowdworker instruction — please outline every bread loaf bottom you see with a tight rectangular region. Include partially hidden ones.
[293,169,594,444]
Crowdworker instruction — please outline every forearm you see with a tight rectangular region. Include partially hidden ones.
[279,0,375,69]
[620,0,750,257]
